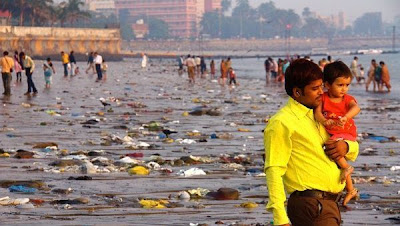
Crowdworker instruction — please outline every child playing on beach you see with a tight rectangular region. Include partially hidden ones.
[102,59,108,80]
[315,61,360,206]
[43,58,55,88]
[74,66,80,76]
[228,67,237,87]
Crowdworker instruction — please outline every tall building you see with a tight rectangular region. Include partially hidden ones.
[204,0,221,12]
[114,0,221,38]
[85,0,116,16]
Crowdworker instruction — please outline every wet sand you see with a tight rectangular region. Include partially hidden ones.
[0,59,399,225]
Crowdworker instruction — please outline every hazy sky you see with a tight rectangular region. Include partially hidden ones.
[251,0,400,23]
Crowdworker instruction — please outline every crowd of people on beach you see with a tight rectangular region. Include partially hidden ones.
[177,53,392,95]
[0,50,108,96]
[179,55,238,88]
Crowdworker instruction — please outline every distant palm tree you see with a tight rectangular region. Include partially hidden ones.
[58,0,90,27]
[28,0,54,26]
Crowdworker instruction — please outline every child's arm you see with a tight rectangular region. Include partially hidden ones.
[315,103,332,126]
[340,100,360,124]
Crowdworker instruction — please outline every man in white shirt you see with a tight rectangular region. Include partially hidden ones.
[94,52,103,81]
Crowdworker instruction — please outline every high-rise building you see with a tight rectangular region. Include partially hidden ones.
[114,0,221,38]
[85,0,116,16]
[204,0,221,12]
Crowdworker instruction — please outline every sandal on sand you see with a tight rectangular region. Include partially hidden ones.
[342,188,358,206]
[340,165,354,183]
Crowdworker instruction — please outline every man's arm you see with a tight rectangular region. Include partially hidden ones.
[324,139,359,162]
[264,120,292,225]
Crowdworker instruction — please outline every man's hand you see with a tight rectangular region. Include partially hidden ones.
[324,139,348,162]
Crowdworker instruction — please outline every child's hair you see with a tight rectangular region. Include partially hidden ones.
[46,57,51,62]
[323,61,352,84]
[360,67,364,70]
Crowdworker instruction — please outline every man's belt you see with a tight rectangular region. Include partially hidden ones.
[291,190,342,202]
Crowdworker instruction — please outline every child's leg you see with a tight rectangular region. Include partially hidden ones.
[337,157,353,183]
[343,175,358,206]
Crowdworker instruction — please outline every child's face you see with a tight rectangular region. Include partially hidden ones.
[325,76,351,98]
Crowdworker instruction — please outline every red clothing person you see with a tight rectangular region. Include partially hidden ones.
[321,92,357,141]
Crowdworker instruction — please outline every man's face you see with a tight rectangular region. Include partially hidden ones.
[296,79,324,109]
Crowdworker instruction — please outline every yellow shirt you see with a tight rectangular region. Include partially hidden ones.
[61,53,69,64]
[264,97,359,225]
[0,56,14,73]
[23,56,35,72]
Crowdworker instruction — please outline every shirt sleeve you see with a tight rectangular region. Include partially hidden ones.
[345,140,359,162]
[30,57,35,72]
[264,119,292,225]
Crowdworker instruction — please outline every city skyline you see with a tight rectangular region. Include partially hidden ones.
[250,0,399,23]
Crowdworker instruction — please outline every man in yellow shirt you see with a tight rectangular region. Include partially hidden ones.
[0,51,14,96]
[61,51,70,76]
[264,59,359,226]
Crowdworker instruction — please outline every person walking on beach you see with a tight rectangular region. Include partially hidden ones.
[43,57,55,88]
[350,56,360,83]
[0,51,14,96]
[379,61,391,92]
[13,50,23,82]
[210,59,215,79]
[177,56,184,75]
[315,61,360,206]
[195,56,201,76]
[365,59,377,92]
[271,57,278,80]
[69,51,77,76]
[141,53,148,68]
[94,52,103,82]
[228,67,237,87]
[264,57,272,85]
[184,55,196,84]
[219,59,227,86]
[61,51,70,77]
[86,52,95,74]
[101,59,108,80]
[374,62,382,92]
[20,52,38,95]
[264,59,359,225]
[200,56,207,78]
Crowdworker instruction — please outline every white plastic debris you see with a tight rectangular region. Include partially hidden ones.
[177,191,191,200]
[80,160,98,174]
[62,154,88,161]
[116,156,141,164]
[176,139,196,144]
[177,168,206,177]
[390,166,400,171]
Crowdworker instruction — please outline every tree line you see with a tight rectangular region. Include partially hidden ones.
[201,0,391,39]
[0,0,90,27]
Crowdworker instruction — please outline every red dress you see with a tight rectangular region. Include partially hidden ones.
[321,92,357,141]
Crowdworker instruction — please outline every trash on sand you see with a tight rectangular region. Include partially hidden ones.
[9,185,37,193]
[128,166,150,175]
[236,202,258,208]
[177,168,206,177]
[139,199,168,209]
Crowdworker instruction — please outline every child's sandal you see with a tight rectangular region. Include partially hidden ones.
[342,188,358,206]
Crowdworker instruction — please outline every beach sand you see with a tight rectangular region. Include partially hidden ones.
[0,58,399,225]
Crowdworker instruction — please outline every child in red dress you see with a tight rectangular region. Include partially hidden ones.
[315,61,361,206]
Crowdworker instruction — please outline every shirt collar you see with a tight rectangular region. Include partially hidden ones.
[287,97,314,120]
